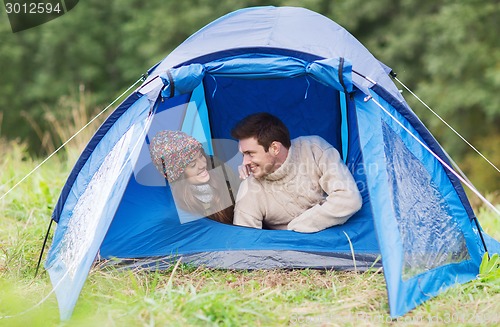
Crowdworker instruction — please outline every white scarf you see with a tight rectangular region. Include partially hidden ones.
[190,183,214,204]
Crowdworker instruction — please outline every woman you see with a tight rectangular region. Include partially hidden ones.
[149,130,234,224]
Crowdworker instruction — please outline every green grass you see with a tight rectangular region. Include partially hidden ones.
[1,136,500,326]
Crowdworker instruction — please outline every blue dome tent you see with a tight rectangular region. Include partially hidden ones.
[44,6,500,320]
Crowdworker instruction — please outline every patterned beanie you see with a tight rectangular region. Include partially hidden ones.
[149,130,202,183]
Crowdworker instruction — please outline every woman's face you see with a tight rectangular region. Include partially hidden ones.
[183,150,210,184]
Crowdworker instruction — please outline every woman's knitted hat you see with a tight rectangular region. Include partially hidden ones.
[149,130,202,183]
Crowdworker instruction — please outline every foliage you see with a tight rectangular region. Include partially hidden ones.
[479,253,500,280]
[0,0,498,192]
[0,129,499,325]
[1,5,499,325]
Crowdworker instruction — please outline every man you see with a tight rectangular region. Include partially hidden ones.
[231,112,362,233]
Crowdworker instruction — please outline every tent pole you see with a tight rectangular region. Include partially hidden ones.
[34,219,53,278]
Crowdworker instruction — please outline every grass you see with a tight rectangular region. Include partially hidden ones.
[1,106,500,326]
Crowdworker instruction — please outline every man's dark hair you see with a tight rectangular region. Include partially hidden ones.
[231,112,291,151]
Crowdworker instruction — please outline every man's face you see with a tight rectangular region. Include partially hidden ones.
[238,137,277,179]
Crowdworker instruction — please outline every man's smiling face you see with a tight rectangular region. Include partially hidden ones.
[238,137,278,179]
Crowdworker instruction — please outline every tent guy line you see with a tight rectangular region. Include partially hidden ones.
[0,76,145,202]
[394,77,500,174]
[6,6,499,320]
[370,96,500,217]
[1,79,153,321]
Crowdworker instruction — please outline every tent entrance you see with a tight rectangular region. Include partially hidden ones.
[100,58,379,269]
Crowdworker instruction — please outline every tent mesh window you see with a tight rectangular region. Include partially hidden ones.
[54,127,136,275]
[382,122,470,280]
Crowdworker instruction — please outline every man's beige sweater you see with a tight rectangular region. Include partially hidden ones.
[233,136,362,233]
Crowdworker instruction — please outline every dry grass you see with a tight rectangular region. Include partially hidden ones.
[20,84,107,163]
[1,96,499,326]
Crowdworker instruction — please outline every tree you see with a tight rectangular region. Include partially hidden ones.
[0,0,498,192]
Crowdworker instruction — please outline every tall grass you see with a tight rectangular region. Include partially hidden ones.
[1,98,500,326]
[21,84,107,163]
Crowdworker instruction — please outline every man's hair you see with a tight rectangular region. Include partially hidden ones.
[231,112,291,151]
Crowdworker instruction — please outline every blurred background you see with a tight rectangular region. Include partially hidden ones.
[1,0,498,200]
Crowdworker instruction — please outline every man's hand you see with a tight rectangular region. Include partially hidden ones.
[287,203,350,233]
[238,164,252,180]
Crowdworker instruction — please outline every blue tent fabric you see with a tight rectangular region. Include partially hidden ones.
[145,6,399,99]
[159,55,352,98]
[45,6,499,321]
[355,89,483,315]
[46,95,152,320]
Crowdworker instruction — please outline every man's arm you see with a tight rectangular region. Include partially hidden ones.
[233,178,264,229]
[287,137,362,233]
